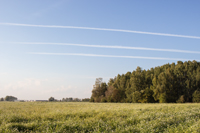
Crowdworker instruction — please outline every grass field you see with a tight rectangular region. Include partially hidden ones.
[0,102,200,133]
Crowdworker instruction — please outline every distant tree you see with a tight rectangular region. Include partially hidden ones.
[73,98,81,102]
[68,98,73,101]
[62,98,66,102]
[5,96,17,101]
[48,97,55,102]
[91,78,107,102]
[93,78,103,90]
[82,98,90,102]
[0,97,4,101]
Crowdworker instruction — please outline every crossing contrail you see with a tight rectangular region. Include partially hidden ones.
[4,42,200,54]
[1,22,200,39]
[29,52,199,61]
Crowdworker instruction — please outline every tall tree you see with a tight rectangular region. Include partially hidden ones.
[91,78,107,102]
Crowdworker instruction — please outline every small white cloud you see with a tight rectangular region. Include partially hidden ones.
[1,78,45,91]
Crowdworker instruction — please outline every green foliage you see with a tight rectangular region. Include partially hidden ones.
[132,91,141,103]
[193,90,200,103]
[91,60,200,103]
[91,78,107,102]
[89,97,94,102]
[5,96,17,101]
[82,98,90,102]
[177,95,185,103]
[140,87,155,103]
[159,93,167,103]
[100,97,107,102]
[0,98,4,101]
[48,97,55,102]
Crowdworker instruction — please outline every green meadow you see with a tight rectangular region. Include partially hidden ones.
[0,102,200,133]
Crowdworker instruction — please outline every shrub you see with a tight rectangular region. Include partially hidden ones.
[193,90,200,103]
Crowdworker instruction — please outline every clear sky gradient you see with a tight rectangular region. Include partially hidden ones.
[0,0,200,100]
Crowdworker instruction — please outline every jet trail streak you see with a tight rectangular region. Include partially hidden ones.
[29,52,199,61]
[4,42,200,54]
[0,23,200,39]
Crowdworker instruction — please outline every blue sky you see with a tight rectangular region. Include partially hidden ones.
[0,0,200,100]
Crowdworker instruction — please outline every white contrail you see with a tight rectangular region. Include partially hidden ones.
[29,52,199,61]
[0,22,200,39]
[4,42,200,54]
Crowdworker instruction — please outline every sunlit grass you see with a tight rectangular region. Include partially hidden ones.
[0,102,200,132]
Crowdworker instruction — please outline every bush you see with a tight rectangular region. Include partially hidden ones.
[101,97,107,102]
[176,95,185,103]
[193,90,200,103]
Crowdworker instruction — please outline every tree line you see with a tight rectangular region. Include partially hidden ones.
[48,97,90,102]
[90,60,200,103]
[0,96,90,102]
[0,96,17,101]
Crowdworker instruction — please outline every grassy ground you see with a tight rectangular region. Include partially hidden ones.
[0,102,200,133]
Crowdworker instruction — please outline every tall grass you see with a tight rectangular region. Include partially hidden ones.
[0,102,199,132]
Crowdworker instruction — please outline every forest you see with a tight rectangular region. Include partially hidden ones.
[90,60,200,103]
